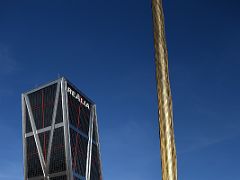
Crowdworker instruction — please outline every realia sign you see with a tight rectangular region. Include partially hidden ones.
[67,87,90,109]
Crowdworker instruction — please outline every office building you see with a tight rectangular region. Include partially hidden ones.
[22,77,102,180]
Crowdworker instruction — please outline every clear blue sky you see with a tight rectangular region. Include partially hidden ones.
[0,0,240,179]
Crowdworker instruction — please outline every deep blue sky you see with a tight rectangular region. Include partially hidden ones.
[0,0,240,179]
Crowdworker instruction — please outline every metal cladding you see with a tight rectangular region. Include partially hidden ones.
[22,78,103,180]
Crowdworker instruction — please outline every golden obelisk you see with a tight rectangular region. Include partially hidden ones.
[151,0,178,180]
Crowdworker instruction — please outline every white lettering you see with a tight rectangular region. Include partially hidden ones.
[67,87,90,109]
[67,87,72,94]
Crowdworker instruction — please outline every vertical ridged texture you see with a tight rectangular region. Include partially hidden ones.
[151,0,178,180]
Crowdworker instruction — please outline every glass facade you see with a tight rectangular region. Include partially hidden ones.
[22,78,102,180]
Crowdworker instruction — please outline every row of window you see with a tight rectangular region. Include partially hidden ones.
[26,127,66,178]
[25,83,63,133]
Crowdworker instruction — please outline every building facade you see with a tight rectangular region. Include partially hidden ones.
[22,77,102,180]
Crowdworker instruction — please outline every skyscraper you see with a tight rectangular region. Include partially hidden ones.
[22,77,102,180]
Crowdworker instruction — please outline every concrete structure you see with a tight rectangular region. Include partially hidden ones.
[22,77,102,180]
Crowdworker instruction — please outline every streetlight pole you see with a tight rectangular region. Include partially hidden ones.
[151,0,178,180]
